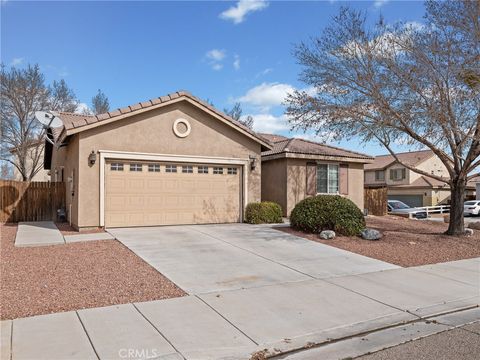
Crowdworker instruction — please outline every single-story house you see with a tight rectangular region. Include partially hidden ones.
[45,91,271,230]
[364,150,477,207]
[260,134,374,216]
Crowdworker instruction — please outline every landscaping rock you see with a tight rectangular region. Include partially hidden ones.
[468,222,480,230]
[319,230,336,240]
[465,228,474,236]
[361,228,382,240]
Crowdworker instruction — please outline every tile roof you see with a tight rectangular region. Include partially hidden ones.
[52,91,270,148]
[258,133,289,143]
[365,150,434,170]
[261,135,373,161]
[390,175,478,189]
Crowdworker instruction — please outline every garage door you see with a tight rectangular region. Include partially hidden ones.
[388,194,423,208]
[105,161,241,227]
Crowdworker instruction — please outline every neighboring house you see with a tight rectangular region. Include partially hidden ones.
[10,142,50,181]
[44,91,271,230]
[260,134,374,216]
[364,150,476,207]
[477,182,480,200]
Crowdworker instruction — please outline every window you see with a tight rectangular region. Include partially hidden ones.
[130,163,142,172]
[148,164,160,172]
[213,167,224,174]
[182,165,193,173]
[198,166,209,174]
[110,163,124,171]
[227,167,238,175]
[165,164,177,173]
[316,164,339,194]
[390,168,406,181]
[375,170,385,181]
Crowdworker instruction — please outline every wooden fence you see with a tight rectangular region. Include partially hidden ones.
[0,180,66,223]
[364,186,388,216]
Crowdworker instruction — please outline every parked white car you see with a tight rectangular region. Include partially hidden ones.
[387,200,428,219]
[464,200,480,216]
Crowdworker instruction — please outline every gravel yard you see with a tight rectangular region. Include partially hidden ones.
[0,223,185,320]
[278,216,480,267]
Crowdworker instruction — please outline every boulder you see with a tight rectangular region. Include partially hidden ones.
[465,228,474,236]
[468,222,480,230]
[319,230,336,240]
[361,228,382,241]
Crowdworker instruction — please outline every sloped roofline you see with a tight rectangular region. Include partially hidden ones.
[53,91,272,150]
[365,150,435,171]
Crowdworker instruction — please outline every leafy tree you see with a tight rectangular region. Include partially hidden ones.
[0,64,79,180]
[224,102,254,129]
[91,89,110,115]
[285,1,479,235]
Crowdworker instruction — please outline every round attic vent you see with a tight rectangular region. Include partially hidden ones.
[173,118,191,138]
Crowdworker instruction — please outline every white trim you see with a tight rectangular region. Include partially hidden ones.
[173,118,191,138]
[98,150,249,227]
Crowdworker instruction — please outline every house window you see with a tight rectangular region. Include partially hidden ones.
[227,167,238,175]
[148,164,160,172]
[317,164,339,194]
[110,163,124,171]
[198,166,209,174]
[213,167,224,175]
[130,163,142,172]
[375,170,385,181]
[165,164,177,173]
[182,165,193,173]
[390,168,406,181]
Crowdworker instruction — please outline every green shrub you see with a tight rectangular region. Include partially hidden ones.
[290,195,365,236]
[245,202,283,224]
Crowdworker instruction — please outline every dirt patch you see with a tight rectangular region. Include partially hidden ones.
[0,223,185,320]
[55,222,105,236]
[277,216,480,267]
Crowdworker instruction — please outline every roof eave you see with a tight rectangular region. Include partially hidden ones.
[262,152,374,163]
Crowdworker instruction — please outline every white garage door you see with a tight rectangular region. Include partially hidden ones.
[105,161,241,227]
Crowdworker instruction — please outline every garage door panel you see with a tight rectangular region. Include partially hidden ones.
[105,161,241,227]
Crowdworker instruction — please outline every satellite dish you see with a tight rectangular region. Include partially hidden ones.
[35,111,63,128]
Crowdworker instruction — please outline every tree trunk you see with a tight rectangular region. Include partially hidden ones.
[446,178,466,236]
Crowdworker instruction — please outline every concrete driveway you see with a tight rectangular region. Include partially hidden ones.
[109,224,399,294]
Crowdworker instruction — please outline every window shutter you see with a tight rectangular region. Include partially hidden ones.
[402,168,406,179]
[390,169,394,180]
[339,164,349,194]
[306,162,317,196]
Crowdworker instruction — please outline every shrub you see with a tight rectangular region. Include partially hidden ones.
[245,202,283,224]
[290,195,365,236]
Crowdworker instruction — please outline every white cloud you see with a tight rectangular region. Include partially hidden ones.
[233,54,240,70]
[206,49,226,62]
[205,49,226,70]
[249,113,290,133]
[373,0,389,8]
[238,82,295,110]
[220,0,269,24]
[75,103,91,115]
[10,57,24,66]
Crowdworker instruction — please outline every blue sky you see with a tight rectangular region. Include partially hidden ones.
[1,0,427,155]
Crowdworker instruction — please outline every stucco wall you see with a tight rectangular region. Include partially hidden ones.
[261,158,287,215]
[51,135,80,227]
[12,145,50,181]
[280,158,365,216]
[73,101,261,228]
[477,183,480,200]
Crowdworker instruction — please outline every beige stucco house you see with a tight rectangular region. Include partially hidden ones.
[11,142,50,181]
[260,134,374,216]
[364,150,477,207]
[45,91,271,230]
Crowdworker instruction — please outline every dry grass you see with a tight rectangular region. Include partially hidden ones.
[277,216,480,267]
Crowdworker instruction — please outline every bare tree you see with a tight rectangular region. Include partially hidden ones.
[224,102,254,129]
[0,64,78,181]
[91,89,110,115]
[285,1,479,235]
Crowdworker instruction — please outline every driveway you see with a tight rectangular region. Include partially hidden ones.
[109,224,399,294]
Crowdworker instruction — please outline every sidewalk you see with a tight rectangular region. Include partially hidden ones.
[1,258,478,360]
